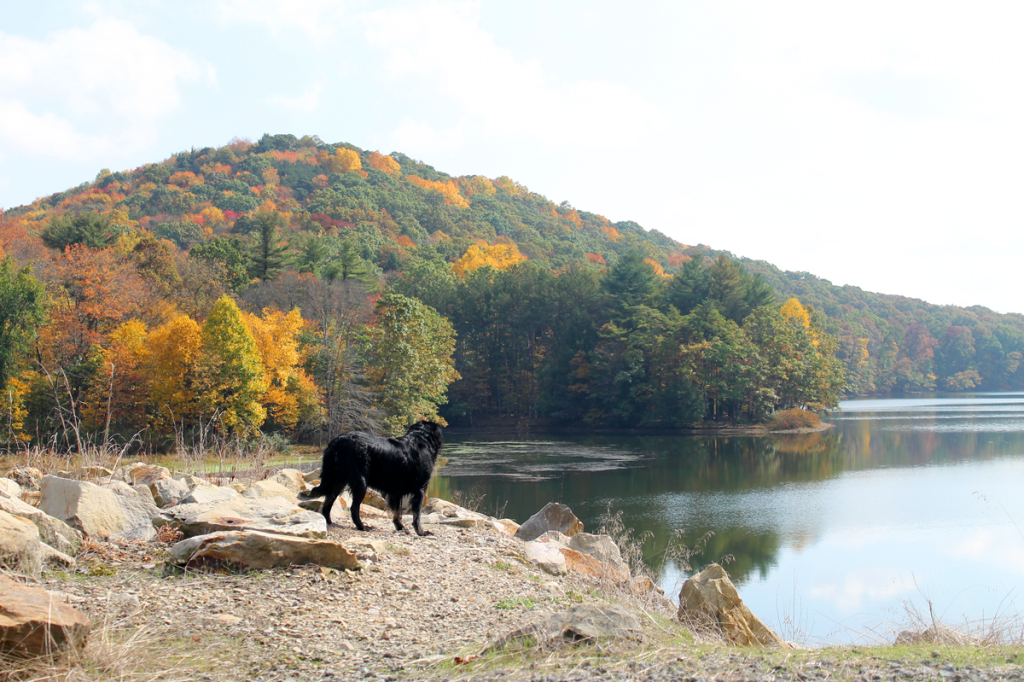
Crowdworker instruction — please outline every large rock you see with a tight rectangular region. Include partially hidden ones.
[524,540,567,575]
[242,479,297,502]
[168,530,360,570]
[302,468,321,483]
[39,475,159,542]
[5,467,42,491]
[677,564,786,647]
[172,473,204,488]
[514,502,583,541]
[269,469,307,496]
[0,510,75,573]
[77,466,113,481]
[0,576,89,655]
[534,531,629,581]
[157,497,327,538]
[0,490,83,556]
[487,602,641,652]
[150,477,189,508]
[128,464,171,486]
[179,484,240,505]
[0,478,22,498]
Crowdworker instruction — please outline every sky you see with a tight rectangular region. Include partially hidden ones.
[2,1,1023,313]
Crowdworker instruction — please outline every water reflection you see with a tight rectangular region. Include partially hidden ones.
[433,394,1024,642]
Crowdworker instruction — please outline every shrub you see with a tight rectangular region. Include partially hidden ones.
[769,408,821,430]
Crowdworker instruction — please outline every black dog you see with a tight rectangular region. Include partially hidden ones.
[303,421,443,536]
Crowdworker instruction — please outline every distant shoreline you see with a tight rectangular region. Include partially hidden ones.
[445,421,834,437]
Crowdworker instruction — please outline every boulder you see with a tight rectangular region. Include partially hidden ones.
[422,497,462,515]
[302,468,321,483]
[0,478,22,497]
[269,469,307,495]
[0,510,75,573]
[361,488,388,511]
[168,530,360,570]
[496,518,520,536]
[568,533,624,568]
[242,479,297,502]
[514,502,583,541]
[0,491,83,556]
[172,473,204,488]
[39,475,159,542]
[157,496,327,538]
[77,466,113,481]
[0,576,89,655]
[524,540,567,575]
[128,464,171,486]
[677,564,786,647]
[179,484,240,505]
[487,602,641,652]
[150,477,189,508]
[343,537,387,561]
[5,467,42,491]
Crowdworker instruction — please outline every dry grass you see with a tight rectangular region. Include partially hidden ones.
[769,408,822,430]
[0,598,224,682]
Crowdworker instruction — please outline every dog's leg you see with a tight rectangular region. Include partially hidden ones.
[410,487,431,537]
[321,482,343,526]
[349,480,373,531]
[391,503,404,532]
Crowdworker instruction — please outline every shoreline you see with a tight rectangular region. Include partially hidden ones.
[445,421,834,437]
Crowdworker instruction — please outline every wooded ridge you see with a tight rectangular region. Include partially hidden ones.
[0,134,1018,447]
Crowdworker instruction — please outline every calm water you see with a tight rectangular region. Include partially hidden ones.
[431,394,1024,644]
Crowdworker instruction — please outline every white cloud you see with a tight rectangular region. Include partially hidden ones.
[215,0,353,42]
[270,81,326,113]
[0,18,207,159]
[388,117,465,154]
[362,1,667,152]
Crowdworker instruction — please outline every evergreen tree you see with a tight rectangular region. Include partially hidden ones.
[248,210,290,282]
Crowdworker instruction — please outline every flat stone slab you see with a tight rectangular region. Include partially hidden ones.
[158,497,327,538]
[168,530,360,571]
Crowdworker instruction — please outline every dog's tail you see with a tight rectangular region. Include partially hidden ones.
[302,436,345,499]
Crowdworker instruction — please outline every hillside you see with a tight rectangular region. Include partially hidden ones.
[0,133,1020,445]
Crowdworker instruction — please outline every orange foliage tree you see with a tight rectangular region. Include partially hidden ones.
[407,176,470,208]
[367,152,401,175]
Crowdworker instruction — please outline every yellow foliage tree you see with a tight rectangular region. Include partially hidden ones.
[83,320,151,435]
[241,308,320,431]
[780,298,811,329]
[1,371,33,442]
[318,148,362,174]
[460,175,496,197]
[406,175,469,208]
[451,243,527,278]
[147,314,204,432]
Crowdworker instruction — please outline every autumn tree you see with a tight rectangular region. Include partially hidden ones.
[367,294,459,434]
[241,307,320,431]
[0,258,46,393]
[147,314,204,434]
[197,296,268,436]
[451,243,526,278]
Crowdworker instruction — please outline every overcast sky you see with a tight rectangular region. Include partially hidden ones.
[2,1,1023,313]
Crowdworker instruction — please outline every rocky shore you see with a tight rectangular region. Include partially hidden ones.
[0,463,1021,681]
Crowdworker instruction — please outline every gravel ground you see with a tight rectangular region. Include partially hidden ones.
[30,511,1024,682]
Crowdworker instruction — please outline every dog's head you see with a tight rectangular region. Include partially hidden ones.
[406,420,443,458]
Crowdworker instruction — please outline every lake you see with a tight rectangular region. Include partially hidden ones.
[430,394,1024,644]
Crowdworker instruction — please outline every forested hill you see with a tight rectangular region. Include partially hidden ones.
[0,133,1020,445]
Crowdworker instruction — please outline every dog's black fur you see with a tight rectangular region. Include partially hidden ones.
[303,421,443,536]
